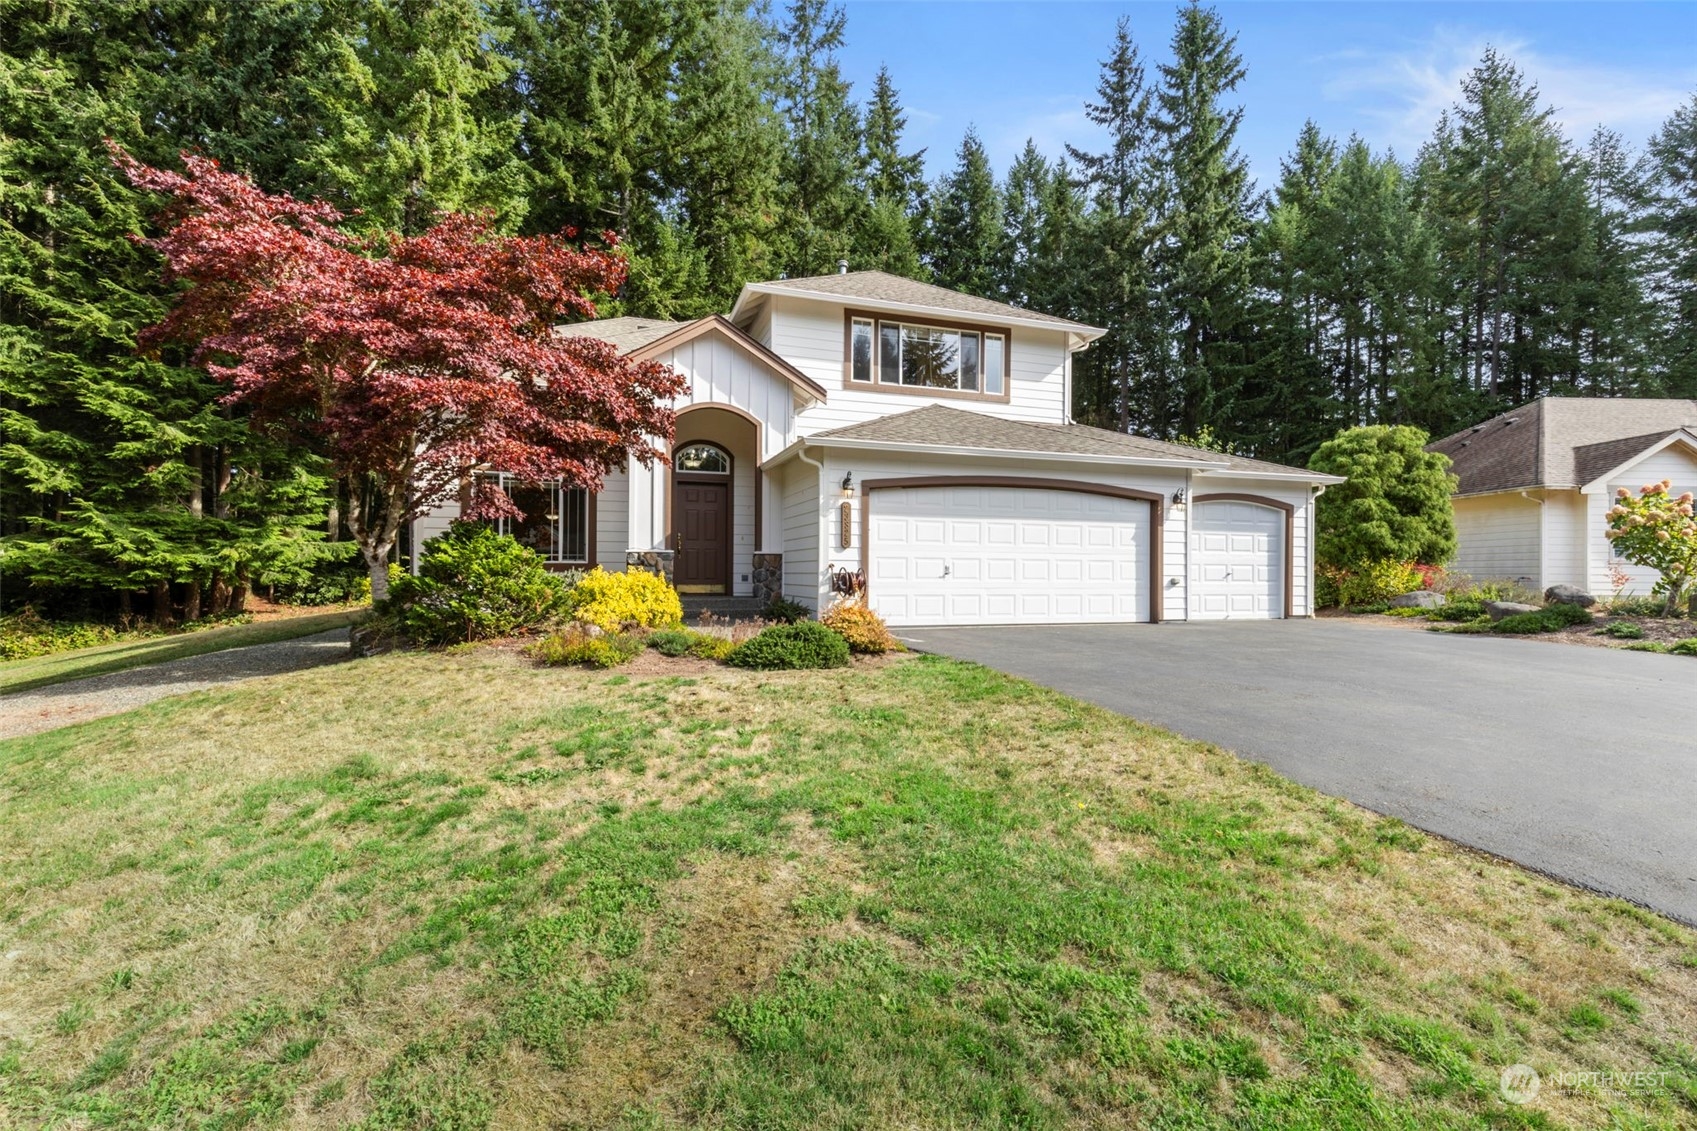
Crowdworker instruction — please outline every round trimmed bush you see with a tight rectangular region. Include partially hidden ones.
[726,621,850,670]
[383,522,567,645]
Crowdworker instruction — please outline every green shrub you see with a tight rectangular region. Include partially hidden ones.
[383,522,567,646]
[1671,638,1697,656]
[726,621,850,670]
[1623,641,1671,653]
[1318,560,1424,608]
[762,597,811,624]
[565,567,683,632]
[646,628,698,657]
[1491,602,1592,635]
[687,635,737,662]
[532,626,644,668]
[1604,595,1670,618]
[1430,594,1486,622]
[1309,425,1457,568]
[1599,621,1646,640]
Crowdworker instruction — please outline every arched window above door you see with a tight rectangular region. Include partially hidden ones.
[675,442,731,475]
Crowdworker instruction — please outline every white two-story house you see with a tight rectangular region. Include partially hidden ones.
[413,270,1342,626]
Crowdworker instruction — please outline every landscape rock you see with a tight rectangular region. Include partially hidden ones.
[1389,591,1445,609]
[1484,600,1539,621]
[1544,585,1596,608]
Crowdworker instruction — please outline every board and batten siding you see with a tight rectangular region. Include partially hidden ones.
[1451,493,1542,585]
[761,295,1073,434]
[652,333,801,461]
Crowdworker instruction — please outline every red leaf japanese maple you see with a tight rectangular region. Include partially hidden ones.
[113,145,683,599]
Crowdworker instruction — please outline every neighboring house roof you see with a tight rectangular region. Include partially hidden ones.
[1429,397,1697,495]
[555,316,684,353]
[557,314,829,402]
[731,270,1106,338]
[795,405,1339,480]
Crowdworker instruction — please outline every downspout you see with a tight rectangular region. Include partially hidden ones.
[1520,490,1545,591]
[796,445,827,610]
[1310,484,1328,617]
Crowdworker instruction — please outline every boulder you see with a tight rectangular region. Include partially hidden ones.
[1484,600,1539,621]
[1389,591,1445,609]
[1544,584,1596,608]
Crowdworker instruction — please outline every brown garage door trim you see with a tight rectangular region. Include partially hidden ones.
[859,476,1165,624]
[1192,493,1294,619]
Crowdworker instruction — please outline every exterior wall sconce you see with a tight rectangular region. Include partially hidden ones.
[1171,487,1187,507]
[841,470,854,498]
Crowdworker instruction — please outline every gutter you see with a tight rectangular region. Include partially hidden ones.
[764,435,1225,471]
[734,283,1107,343]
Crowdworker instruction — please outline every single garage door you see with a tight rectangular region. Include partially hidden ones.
[1191,499,1284,619]
[868,485,1151,626]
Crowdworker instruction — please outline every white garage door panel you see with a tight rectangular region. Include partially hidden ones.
[1191,501,1283,619]
[869,486,1150,627]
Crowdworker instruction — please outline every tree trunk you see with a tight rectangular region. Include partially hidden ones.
[230,576,249,614]
[183,578,202,622]
[151,581,175,627]
[209,574,231,616]
[368,553,393,603]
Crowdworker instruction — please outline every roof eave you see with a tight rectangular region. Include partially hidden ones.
[740,282,1108,343]
[786,435,1223,469]
[1196,468,1347,485]
[1577,428,1697,493]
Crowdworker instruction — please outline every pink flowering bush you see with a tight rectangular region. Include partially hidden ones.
[1605,479,1697,615]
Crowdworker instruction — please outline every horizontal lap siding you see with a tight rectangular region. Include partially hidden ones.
[595,470,628,572]
[1598,447,1697,596]
[779,461,821,609]
[765,296,1071,434]
[1540,491,1586,592]
[1452,494,1541,585]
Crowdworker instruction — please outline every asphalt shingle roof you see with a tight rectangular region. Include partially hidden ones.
[554,316,687,353]
[1429,398,1697,494]
[809,405,1322,476]
[750,271,1101,333]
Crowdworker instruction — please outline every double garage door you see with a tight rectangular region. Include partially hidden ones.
[867,485,1152,627]
[866,484,1286,627]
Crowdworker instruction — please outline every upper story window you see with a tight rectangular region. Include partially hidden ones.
[845,311,1008,399]
[478,472,589,564]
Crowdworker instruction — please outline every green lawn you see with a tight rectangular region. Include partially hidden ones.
[0,609,362,695]
[0,648,1692,1129]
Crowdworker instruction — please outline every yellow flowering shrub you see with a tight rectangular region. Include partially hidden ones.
[566,567,683,632]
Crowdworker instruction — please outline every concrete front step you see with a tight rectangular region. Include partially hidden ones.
[681,596,769,622]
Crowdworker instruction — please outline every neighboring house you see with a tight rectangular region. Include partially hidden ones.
[413,270,1342,626]
[1429,397,1697,595]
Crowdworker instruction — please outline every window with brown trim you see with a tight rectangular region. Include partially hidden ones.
[478,472,590,564]
[843,310,1010,399]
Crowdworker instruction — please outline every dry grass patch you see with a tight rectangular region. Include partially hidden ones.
[1,648,1693,1129]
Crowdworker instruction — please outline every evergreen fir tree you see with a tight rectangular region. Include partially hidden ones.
[926,128,1002,297]
[1640,95,1697,395]
[1066,18,1163,432]
[855,66,926,276]
[1151,2,1256,439]
[774,0,865,276]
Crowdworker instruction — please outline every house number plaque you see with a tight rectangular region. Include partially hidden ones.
[839,501,852,549]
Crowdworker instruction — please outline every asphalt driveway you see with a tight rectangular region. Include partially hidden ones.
[905,618,1697,925]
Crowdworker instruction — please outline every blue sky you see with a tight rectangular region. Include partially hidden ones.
[834,1,1697,189]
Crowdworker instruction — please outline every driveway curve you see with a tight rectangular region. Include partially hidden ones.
[905,618,1697,926]
[0,628,350,741]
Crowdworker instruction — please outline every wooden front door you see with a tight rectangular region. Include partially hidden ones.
[673,480,730,592]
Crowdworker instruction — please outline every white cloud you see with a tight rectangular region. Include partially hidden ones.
[1324,26,1695,155]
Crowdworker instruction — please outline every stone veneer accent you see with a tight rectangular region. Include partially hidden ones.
[751,553,783,605]
[625,550,676,586]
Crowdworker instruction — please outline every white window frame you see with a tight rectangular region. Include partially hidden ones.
[846,310,1010,399]
[479,472,590,565]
